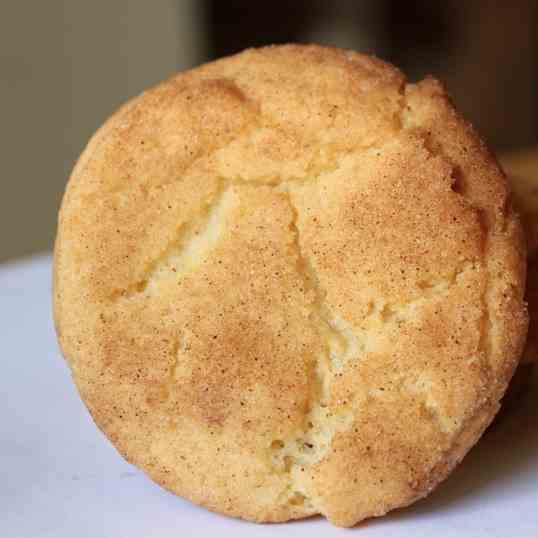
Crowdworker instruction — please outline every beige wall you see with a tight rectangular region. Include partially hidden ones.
[1,1,205,262]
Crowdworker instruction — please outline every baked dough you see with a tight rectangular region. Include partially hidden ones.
[54,45,528,527]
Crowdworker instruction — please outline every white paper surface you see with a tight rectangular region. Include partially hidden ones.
[1,255,537,538]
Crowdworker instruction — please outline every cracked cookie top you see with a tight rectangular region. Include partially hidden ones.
[54,44,528,527]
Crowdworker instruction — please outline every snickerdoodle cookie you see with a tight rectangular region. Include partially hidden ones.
[54,45,528,527]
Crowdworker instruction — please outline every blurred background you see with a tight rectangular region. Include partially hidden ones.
[1,0,537,262]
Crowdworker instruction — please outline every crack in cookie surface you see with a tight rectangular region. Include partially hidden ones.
[267,193,356,506]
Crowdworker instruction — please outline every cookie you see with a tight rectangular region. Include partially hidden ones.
[54,45,528,527]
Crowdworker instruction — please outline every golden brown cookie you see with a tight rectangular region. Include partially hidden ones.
[54,45,528,527]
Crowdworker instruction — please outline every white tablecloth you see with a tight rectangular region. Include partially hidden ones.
[2,255,537,537]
